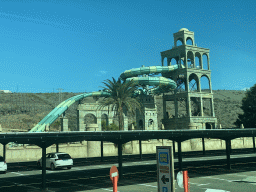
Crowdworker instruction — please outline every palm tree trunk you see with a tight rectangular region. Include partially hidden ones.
[118,107,124,131]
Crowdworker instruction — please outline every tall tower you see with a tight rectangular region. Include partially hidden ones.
[161,28,217,130]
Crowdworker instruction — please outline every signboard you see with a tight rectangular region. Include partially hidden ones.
[110,165,119,183]
[157,146,174,192]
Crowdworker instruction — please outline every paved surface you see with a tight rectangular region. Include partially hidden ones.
[0,149,255,191]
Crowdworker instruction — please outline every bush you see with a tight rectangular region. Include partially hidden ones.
[235,84,256,128]
[101,121,119,131]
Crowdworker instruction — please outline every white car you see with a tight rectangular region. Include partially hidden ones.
[37,152,73,170]
[0,156,7,173]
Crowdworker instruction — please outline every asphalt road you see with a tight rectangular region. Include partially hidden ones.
[1,148,256,192]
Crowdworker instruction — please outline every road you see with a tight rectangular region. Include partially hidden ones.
[0,148,256,192]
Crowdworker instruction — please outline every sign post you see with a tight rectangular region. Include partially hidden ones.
[157,146,175,192]
[110,165,119,192]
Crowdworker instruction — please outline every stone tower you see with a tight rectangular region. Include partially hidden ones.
[136,95,158,130]
[161,28,217,130]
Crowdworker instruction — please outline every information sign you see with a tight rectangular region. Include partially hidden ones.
[157,146,174,192]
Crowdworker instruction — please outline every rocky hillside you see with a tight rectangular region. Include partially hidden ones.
[0,90,246,132]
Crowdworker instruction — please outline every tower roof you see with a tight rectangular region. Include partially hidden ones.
[179,28,189,31]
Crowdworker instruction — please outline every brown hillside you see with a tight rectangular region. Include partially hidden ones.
[0,90,246,132]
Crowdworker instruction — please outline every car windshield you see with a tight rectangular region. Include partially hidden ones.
[57,154,71,159]
[0,156,4,161]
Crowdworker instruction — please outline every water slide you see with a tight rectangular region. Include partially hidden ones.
[29,92,110,132]
[29,64,183,132]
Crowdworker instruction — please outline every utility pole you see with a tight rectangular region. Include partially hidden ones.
[57,88,63,104]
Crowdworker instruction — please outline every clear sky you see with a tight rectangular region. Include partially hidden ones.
[0,0,255,93]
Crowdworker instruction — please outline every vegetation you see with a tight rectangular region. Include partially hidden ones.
[128,121,137,130]
[98,77,142,131]
[101,120,119,131]
[235,84,256,128]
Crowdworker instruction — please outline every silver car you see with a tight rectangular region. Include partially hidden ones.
[0,156,7,174]
[37,152,73,170]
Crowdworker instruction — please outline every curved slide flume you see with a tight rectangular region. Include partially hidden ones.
[121,64,184,95]
[30,64,182,132]
[29,91,111,132]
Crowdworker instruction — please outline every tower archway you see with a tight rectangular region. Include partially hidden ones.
[186,37,193,45]
[203,54,209,70]
[84,113,97,125]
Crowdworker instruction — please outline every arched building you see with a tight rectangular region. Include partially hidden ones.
[136,95,158,130]
[77,101,128,131]
[161,28,217,130]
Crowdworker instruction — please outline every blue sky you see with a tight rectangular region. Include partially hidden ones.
[0,0,255,93]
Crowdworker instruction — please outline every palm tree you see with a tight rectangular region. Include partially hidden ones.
[98,77,142,131]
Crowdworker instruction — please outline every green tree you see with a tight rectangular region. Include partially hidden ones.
[107,123,119,131]
[98,77,142,131]
[101,120,119,131]
[235,84,256,128]
[101,120,108,131]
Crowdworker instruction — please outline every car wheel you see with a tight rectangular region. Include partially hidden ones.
[67,166,71,169]
[37,162,41,169]
[50,163,55,170]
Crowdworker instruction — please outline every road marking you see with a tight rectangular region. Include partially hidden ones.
[190,182,210,186]
[204,177,236,183]
[101,189,112,191]
[139,183,157,188]
[204,189,230,192]
[101,189,120,192]
[198,183,210,186]
[10,172,25,175]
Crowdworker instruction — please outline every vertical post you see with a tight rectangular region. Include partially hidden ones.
[3,144,6,161]
[163,94,166,118]
[253,137,255,153]
[171,146,175,192]
[113,176,118,192]
[101,141,103,162]
[56,143,59,153]
[139,140,142,160]
[77,101,80,131]
[178,141,182,171]
[118,143,123,180]
[202,138,205,155]
[42,144,47,190]
[183,170,189,192]
[172,140,175,155]
[225,139,231,170]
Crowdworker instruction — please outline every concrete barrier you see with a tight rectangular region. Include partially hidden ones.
[0,137,254,163]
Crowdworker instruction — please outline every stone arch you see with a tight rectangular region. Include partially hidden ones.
[186,37,193,45]
[84,113,97,125]
[148,119,154,129]
[206,123,212,129]
[189,73,199,92]
[200,75,210,92]
[195,52,202,69]
[163,57,167,66]
[101,113,109,131]
[176,38,183,46]
[176,74,186,92]
[187,51,194,68]
[202,54,209,70]
[171,58,177,66]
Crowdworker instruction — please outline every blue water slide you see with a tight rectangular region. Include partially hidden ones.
[29,91,111,132]
[30,65,182,132]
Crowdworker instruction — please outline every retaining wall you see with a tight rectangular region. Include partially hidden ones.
[0,137,254,163]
